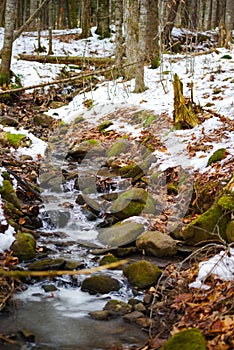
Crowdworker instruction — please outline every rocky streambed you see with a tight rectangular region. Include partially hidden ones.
[0,105,233,349]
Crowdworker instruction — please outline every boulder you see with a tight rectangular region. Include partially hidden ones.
[226,220,234,243]
[103,299,132,316]
[98,221,145,247]
[12,233,36,261]
[0,179,21,209]
[136,230,178,257]
[81,274,120,294]
[33,114,54,127]
[123,260,162,289]
[108,188,148,220]
[28,258,65,271]
[161,328,207,350]
[66,139,106,160]
[107,139,130,157]
[207,148,226,166]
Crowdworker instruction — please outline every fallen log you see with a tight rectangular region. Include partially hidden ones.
[18,54,114,68]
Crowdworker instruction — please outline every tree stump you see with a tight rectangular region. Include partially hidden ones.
[173,73,199,129]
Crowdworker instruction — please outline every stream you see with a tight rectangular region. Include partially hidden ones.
[0,138,150,349]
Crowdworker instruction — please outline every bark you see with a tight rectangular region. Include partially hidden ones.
[124,0,139,79]
[18,54,114,68]
[96,0,110,39]
[224,0,234,47]
[29,0,38,30]
[146,0,159,66]
[80,0,91,38]
[115,0,124,69]
[134,0,147,93]
[0,0,16,86]
[0,0,6,27]
[70,0,78,28]
[164,0,180,48]
[173,74,199,129]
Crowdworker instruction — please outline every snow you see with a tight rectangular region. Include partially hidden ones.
[189,248,234,289]
[0,26,234,285]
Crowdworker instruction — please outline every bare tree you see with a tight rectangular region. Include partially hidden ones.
[224,0,234,47]
[80,0,91,38]
[115,0,124,68]
[0,0,16,86]
[96,0,110,39]
[0,0,6,27]
[29,0,38,30]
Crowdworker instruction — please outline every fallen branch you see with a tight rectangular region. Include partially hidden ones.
[18,54,114,68]
[0,59,140,96]
[0,259,128,279]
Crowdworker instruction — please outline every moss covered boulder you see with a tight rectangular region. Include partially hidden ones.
[33,114,54,127]
[98,120,113,132]
[98,221,145,247]
[123,260,162,289]
[136,230,178,257]
[207,148,226,166]
[12,233,36,261]
[103,299,132,316]
[81,274,121,294]
[161,328,207,350]
[217,194,234,211]
[226,220,234,243]
[0,179,21,209]
[66,139,106,160]
[181,204,229,245]
[107,139,130,158]
[108,188,149,220]
[28,258,65,271]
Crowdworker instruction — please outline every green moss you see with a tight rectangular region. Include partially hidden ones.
[98,120,113,132]
[6,132,30,148]
[226,221,234,243]
[182,204,229,244]
[85,139,99,145]
[73,115,85,124]
[167,182,178,195]
[221,55,232,59]
[12,233,36,261]
[150,55,160,69]
[143,115,158,128]
[207,148,226,166]
[107,139,130,158]
[161,328,207,350]
[123,260,162,289]
[0,180,21,209]
[99,254,119,266]
[217,194,234,211]
[143,194,156,214]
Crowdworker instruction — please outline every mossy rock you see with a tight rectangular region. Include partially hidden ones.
[143,115,158,128]
[4,201,23,220]
[98,221,145,247]
[143,194,157,214]
[107,139,130,158]
[99,253,119,266]
[226,220,234,243]
[161,328,207,350]
[207,148,226,166]
[66,139,106,160]
[182,204,229,245]
[167,182,178,195]
[108,188,148,220]
[6,132,31,148]
[81,194,102,215]
[33,114,54,127]
[12,233,36,261]
[0,180,21,209]
[98,120,113,132]
[217,194,234,211]
[123,260,162,289]
[81,274,120,294]
[192,178,221,213]
[103,299,132,316]
[28,258,65,271]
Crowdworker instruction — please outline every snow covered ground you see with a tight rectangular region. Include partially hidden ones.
[0,26,233,285]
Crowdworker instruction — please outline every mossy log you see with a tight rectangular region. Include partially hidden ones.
[18,54,114,68]
[173,73,199,129]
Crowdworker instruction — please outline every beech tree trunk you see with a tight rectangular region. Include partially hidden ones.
[0,0,6,27]
[115,0,124,69]
[164,0,180,48]
[29,0,38,30]
[0,0,16,87]
[146,0,159,66]
[224,0,234,48]
[96,0,110,39]
[81,0,91,38]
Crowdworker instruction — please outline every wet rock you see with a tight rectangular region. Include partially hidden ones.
[12,233,36,261]
[108,188,149,220]
[89,310,112,320]
[133,302,146,313]
[136,230,178,257]
[161,328,207,350]
[107,139,130,158]
[81,274,121,294]
[98,221,145,247]
[123,260,162,289]
[64,260,84,270]
[42,284,58,292]
[66,139,106,160]
[28,258,65,271]
[46,210,70,228]
[123,311,145,322]
[75,174,97,194]
[0,179,21,209]
[33,113,54,127]
[99,253,119,266]
[103,299,132,316]
[80,194,102,215]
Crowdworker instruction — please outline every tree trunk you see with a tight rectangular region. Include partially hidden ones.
[80,0,91,38]
[96,0,110,39]
[47,0,53,54]
[173,74,199,129]
[0,0,6,27]
[115,0,124,70]
[124,0,139,79]
[146,0,159,67]
[29,0,38,30]
[70,0,77,28]
[0,0,16,87]
[164,0,180,48]
[224,0,234,48]
[134,0,147,93]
